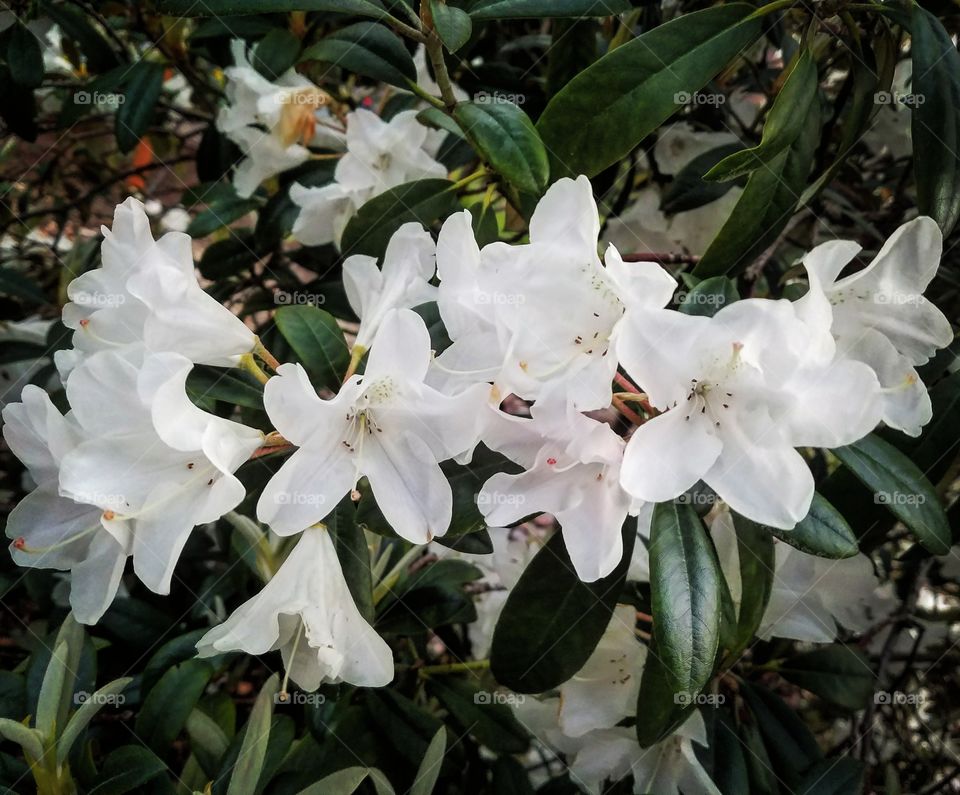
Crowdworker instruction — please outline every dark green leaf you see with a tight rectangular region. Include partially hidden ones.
[832,433,950,554]
[660,143,743,214]
[199,233,261,279]
[367,689,443,765]
[186,365,265,411]
[693,105,819,278]
[677,276,738,318]
[301,22,416,88]
[227,674,278,795]
[705,49,818,182]
[329,498,375,623]
[767,492,859,559]
[157,0,389,18]
[911,5,960,236]
[453,101,549,195]
[7,24,44,88]
[135,660,214,753]
[777,645,874,710]
[470,0,631,19]
[187,192,262,238]
[0,267,46,304]
[727,513,774,659]
[634,635,694,747]
[116,61,164,154]
[430,1,473,52]
[490,519,636,693]
[253,29,300,81]
[428,677,529,753]
[537,5,763,178]
[275,305,350,389]
[89,746,167,795]
[649,502,722,697]
[795,757,865,795]
[41,1,120,73]
[340,179,459,258]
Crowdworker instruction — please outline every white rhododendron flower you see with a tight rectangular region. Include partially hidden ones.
[342,222,438,350]
[56,198,255,378]
[479,398,646,582]
[433,176,677,409]
[57,351,261,595]
[219,39,345,198]
[259,309,488,543]
[617,297,883,528]
[710,506,884,642]
[197,525,393,689]
[2,386,125,624]
[797,216,953,436]
[291,108,447,248]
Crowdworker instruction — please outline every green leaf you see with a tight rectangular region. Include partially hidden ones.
[253,28,300,81]
[469,0,631,19]
[693,104,819,278]
[777,645,874,710]
[677,276,738,318]
[796,757,865,795]
[199,232,261,280]
[35,639,70,742]
[649,502,722,697]
[7,24,44,88]
[0,267,46,304]
[705,49,818,182]
[41,1,120,73]
[185,708,230,777]
[911,5,960,237]
[299,768,376,795]
[135,660,213,753]
[0,719,43,761]
[702,709,749,794]
[187,193,262,237]
[411,727,446,795]
[428,677,529,753]
[453,101,548,195]
[227,673,278,795]
[767,492,859,559]
[57,678,133,765]
[329,498,375,623]
[186,365,265,411]
[88,746,167,795]
[832,433,950,554]
[115,61,164,154]
[340,179,459,258]
[156,0,389,18]
[727,513,774,658]
[275,305,350,389]
[490,519,636,693]
[537,5,762,178]
[430,1,473,52]
[634,634,694,747]
[301,22,416,88]
[660,143,743,214]
[740,718,778,795]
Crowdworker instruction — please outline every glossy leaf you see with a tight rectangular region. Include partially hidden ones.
[301,22,416,88]
[135,659,214,753]
[430,1,473,52]
[157,0,389,17]
[727,513,775,659]
[777,645,875,710]
[227,673,278,795]
[7,24,44,88]
[428,677,529,753]
[275,305,350,389]
[470,0,631,19]
[767,492,859,559]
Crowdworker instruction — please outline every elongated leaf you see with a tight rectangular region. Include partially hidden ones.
[227,673,279,795]
[768,492,858,559]
[796,757,865,795]
[470,0,631,19]
[490,519,636,693]
[634,635,694,747]
[186,365,265,410]
[660,143,743,214]
[677,276,738,318]
[453,101,549,195]
[706,49,818,182]
[185,708,231,776]
[329,497,375,623]
[299,768,371,795]
[727,513,774,658]
[411,727,446,795]
[0,267,46,304]
[537,5,762,178]
[832,433,950,554]
[693,105,819,278]
[35,639,70,742]
[116,61,164,153]
[57,677,132,764]
[8,24,44,88]
[911,5,960,237]
[253,28,300,81]
[777,645,874,710]
[0,718,44,760]
[275,305,350,389]
[340,179,459,258]
[430,1,472,52]
[157,0,388,17]
[41,1,120,72]
[88,746,167,794]
[135,660,213,753]
[428,677,528,753]
[302,22,416,88]
[649,502,722,697]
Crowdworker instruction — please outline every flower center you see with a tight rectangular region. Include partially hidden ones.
[276,88,327,147]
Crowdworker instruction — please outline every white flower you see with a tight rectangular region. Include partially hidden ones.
[2,385,126,624]
[290,108,447,248]
[219,40,345,198]
[617,298,882,528]
[479,398,647,582]
[57,350,262,595]
[342,222,438,350]
[710,506,885,642]
[56,198,255,378]
[797,216,953,436]
[433,176,677,410]
[258,309,488,543]
[197,525,393,689]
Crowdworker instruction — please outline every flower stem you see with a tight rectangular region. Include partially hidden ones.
[344,344,367,381]
[239,353,270,385]
[373,544,425,605]
[419,659,490,677]
[612,395,644,427]
[406,79,447,110]
[253,337,282,372]
[451,168,488,192]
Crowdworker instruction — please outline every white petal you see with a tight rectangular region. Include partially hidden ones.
[603,245,677,310]
[70,531,128,624]
[364,308,432,382]
[529,175,600,258]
